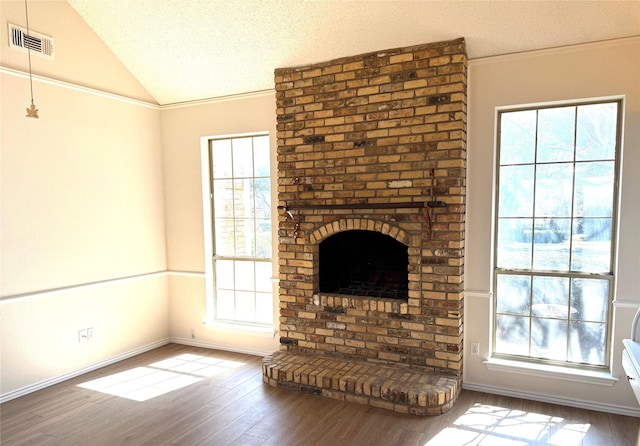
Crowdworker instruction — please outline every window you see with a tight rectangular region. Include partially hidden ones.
[207,133,272,326]
[493,100,621,368]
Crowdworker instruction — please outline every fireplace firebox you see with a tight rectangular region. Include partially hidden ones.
[319,230,408,299]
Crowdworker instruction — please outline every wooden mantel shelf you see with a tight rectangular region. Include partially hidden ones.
[277,201,446,211]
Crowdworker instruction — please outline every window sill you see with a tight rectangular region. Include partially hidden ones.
[484,357,618,387]
[203,321,278,339]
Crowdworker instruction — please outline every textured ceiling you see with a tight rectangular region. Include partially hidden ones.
[66,0,640,105]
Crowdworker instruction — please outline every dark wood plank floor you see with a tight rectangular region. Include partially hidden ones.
[1,343,638,445]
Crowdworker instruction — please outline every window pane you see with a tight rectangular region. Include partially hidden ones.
[500,110,536,165]
[580,218,613,244]
[253,136,270,177]
[235,291,255,322]
[576,103,617,161]
[532,218,570,270]
[496,315,530,355]
[234,179,253,220]
[255,292,273,324]
[569,321,606,365]
[234,219,255,256]
[496,218,532,269]
[214,218,235,255]
[216,289,235,320]
[531,318,567,361]
[255,219,272,259]
[532,276,569,313]
[211,139,232,178]
[213,179,234,218]
[498,165,534,217]
[570,278,609,323]
[254,178,271,219]
[496,274,530,315]
[534,164,573,217]
[574,161,614,218]
[255,262,272,293]
[571,218,611,273]
[232,138,253,178]
[537,106,575,163]
[533,217,571,244]
[235,260,255,291]
[215,260,234,289]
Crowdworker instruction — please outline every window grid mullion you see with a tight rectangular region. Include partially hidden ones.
[231,139,238,257]
[528,110,537,359]
[565,106,579,361]
[528,273,533,357]
[530,110,539,272]
[251,137,258,314]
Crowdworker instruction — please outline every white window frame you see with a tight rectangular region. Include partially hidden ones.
[200,132,275,333]
[491,97,623,371]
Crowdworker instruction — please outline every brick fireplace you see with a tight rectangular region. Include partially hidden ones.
[263,38,467,415]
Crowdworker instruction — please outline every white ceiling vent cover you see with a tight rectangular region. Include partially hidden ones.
[8,23,54,60]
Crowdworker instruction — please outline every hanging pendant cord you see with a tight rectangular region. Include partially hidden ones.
[24,0,35,105]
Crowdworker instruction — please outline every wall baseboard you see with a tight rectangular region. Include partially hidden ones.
[462,381,640,418]
[170,337,273,357]
[0,339,170,404]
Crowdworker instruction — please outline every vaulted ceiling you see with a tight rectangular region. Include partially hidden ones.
[66,0,640,105]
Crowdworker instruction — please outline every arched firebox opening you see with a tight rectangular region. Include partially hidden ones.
[319,230,409,300]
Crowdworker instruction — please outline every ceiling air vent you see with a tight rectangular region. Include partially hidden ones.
[8,23,54,60]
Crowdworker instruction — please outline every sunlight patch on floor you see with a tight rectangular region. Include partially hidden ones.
[77,353,245,401]
[425,403,590,446]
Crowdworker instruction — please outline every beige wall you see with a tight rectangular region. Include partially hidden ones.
[0,73,169,397]
[0,275,168,395]
[160,94,279,354]
[465,37,640,414]
[1,75,166,296]
[0,1,168,398]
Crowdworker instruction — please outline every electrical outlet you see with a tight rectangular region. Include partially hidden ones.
[78,329,88,343]
[190,329,195,339]
[87,327,95,340]
[471,342,480,356]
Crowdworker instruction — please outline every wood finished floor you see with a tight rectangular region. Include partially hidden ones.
[1,343,638,446]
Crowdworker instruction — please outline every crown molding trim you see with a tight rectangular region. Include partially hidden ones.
[469,36,640,66]
[0,65,160,109]
[1,65,275,110]
[160,89,275,110]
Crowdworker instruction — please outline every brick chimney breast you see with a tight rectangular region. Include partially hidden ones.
[269,38,467,415]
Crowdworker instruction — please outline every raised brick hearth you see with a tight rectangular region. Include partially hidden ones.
[263,351,459,416]
[263,38,467,415]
